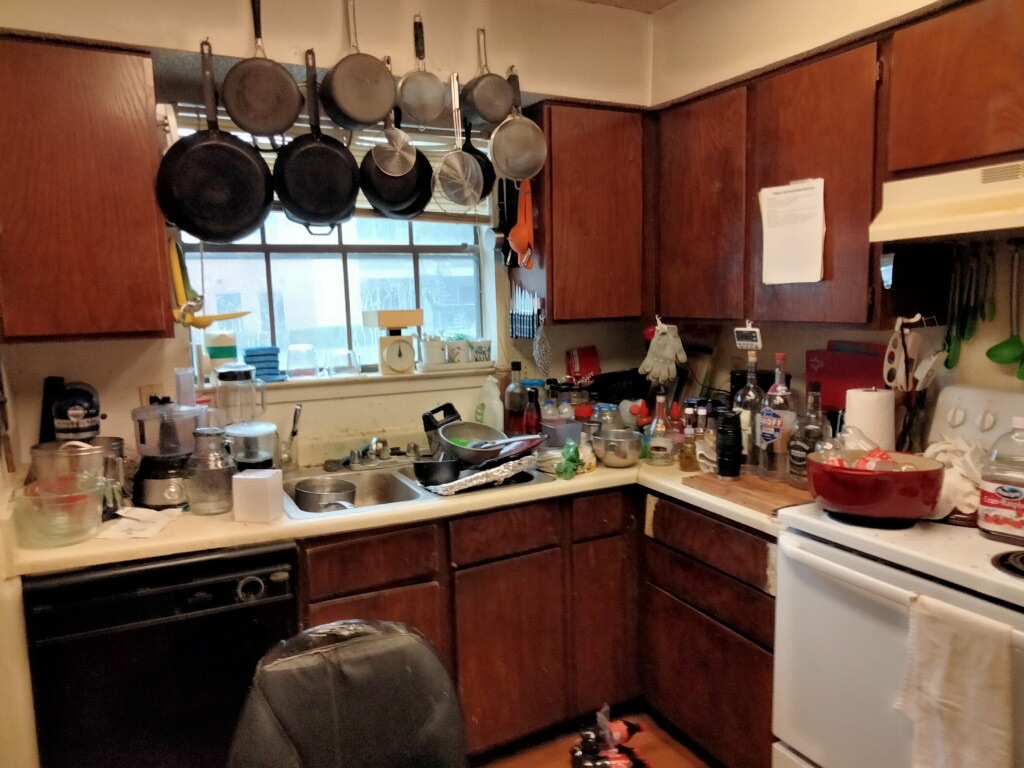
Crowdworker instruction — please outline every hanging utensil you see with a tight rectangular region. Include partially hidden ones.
[460,29,513,125]
[462,119,496,200]
[321,0,397,130]
[987,242,1024,365]
[983,243,997,321]
[432,73,483,212]
[490,66,548,182]
[397,15,446,124]
[960,243,981,341]
[508,179,533,260]
[944,251,963,369]
[370,58,416,177]
[221,0,303,140]
[883,318,909,390]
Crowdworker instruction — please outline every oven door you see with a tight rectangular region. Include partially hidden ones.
[774,530,1024,768]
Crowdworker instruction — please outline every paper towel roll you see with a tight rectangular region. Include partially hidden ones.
[844,387,896,450]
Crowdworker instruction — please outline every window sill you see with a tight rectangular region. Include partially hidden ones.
[255,366,497,405]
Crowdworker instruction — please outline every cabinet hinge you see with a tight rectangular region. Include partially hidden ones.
[876,59,884,84]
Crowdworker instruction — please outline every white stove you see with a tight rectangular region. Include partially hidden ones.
[773,385,1024,768]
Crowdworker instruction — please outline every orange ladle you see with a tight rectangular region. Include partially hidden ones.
[508,180,534,268]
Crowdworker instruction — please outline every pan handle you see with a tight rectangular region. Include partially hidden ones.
[305,48,321,136]
[303,223,338,236]
[413,15,426,67]
[507,65,523,115]
[476,28,491,75]
[346,0,360,54]
[200,40,219,133]
[250,0,266,57]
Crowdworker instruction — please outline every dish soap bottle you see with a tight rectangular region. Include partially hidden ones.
[979,416,1024,543]
[474,375,504,431]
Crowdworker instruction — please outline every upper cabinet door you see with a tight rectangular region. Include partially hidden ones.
[542,105,643,321]
[658,88,746,320]
[0,39,172,338]
[889,0,1024,172]
[749,44,877,324]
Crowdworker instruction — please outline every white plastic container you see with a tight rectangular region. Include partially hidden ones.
[979,415,1024,544]
[232,469,284,523]
[473,375,504,431]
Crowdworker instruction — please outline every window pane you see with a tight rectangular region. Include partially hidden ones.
[412,221,477,246]
[420,254,481,339]
[180,227,262,246]
[269,254,348,360]
[185,253,272,351]
[348,254,415,367]
[341,216,410,246]
[264,210,339,246]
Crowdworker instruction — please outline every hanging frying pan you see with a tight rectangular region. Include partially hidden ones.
[221,0,303,139]
[273,50,360,233]
[397,15,446,124]
[461,29,512,125]
[156,41,273,243]
[377,149,433,220]
[321,0,397,130]
[462,118,495,201]
[360,109,425,213]
[490,66,547,181]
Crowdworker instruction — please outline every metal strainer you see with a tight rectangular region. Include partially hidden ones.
[397,15,447,124]
[432,73,483,212]
[370,58,416,177]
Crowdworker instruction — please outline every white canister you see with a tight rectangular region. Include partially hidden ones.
[844,387,896,451]
[422,340,447,366]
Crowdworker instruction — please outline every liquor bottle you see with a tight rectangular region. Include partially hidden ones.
[504,361,527,435]
[646,392,674,466]
[732,351,765,475]
[522,387,542,434]
[788,381,832,489]
[759,352,796,482]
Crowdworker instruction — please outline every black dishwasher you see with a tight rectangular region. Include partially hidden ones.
[23,542,298,768]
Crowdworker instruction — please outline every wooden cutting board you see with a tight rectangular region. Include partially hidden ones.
[679,472,813,517]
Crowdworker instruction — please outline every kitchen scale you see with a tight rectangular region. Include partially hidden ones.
[362,309,423,375]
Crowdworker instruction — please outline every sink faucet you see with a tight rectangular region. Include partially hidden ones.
[368,437,389,461]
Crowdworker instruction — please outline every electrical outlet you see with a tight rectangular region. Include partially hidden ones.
[139,384,163,407]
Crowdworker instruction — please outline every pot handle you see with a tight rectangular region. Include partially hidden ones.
[507,65,522,115]
[200,40,219,133]
[346,0,360,54]
[303,223,338,236]
[255,378,267,416]
[250,0,266,57]
[476,28,491,75]
[319,500,355,511]
[305,49,321,137]
[413,15,426,69]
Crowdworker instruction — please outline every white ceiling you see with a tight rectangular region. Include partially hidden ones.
[572,0,678,13]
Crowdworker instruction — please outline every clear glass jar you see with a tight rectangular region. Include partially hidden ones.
[184,428,236,515]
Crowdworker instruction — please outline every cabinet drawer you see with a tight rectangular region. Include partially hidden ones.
[571,491,630,541]
[449,502,561,567]
[306,582,449,668]
[302,524,441,601]
[645,539,774,649]
[647,496,772,592]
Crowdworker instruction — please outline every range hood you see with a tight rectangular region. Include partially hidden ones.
[869,161,1024,242]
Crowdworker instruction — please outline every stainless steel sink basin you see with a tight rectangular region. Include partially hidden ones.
[284,468,432,518]
[283,463,554,519]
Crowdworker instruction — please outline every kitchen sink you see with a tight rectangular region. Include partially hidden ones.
[283,464,554,519]
[283,467,433,519]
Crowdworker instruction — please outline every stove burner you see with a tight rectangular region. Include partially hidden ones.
[992,551,1024,579]
[826,511,917,530]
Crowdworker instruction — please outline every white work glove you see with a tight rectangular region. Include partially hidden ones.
[639,316,687,386]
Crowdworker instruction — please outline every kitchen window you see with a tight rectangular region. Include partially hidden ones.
[182,212,482,372]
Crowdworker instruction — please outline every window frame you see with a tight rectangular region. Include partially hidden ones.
[182,208,483,371]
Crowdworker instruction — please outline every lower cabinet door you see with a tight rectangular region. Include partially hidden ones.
[455,548,568,753]
[306,581,449,669]
[572,534,639,714]
[643,583,773,768]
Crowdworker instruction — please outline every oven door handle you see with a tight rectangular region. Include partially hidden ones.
[780,535,913,607]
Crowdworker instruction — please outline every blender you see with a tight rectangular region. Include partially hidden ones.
[131,403,207,508]
[225,422,278,471]
[215,363,267,424]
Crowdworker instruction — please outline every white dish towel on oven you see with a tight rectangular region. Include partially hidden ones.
[896,593,1013,768]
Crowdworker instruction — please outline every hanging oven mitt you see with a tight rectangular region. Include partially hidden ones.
[639,316,687,385]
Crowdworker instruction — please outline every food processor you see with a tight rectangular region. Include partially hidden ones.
[131,403,207,508]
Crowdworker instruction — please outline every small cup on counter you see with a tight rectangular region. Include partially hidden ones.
[445,340,469,364]
[467,339,492,362]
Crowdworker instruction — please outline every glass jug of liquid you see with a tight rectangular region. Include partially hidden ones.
[184,428,236,516]
[215,363,267,424]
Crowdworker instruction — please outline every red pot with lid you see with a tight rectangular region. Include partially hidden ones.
[807,450,944,519]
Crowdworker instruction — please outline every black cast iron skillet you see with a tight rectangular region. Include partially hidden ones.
[273,50,360,233]
[156,40,273,243]
[462,119,495,201]
[377,149,433,220]
[221,0,303,139]
[360,109,426,214]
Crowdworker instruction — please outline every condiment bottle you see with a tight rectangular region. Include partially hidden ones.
[504,361,527,435]
[557,395,574,418]
[646,392,674,466]
[668,402,686,460]
[523,387,542,435]
[759,352,796,483]
[679,426,699,472]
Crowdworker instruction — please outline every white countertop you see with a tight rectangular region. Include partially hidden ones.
[1,464,784,579]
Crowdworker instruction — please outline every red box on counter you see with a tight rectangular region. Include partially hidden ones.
[806,342,888,411]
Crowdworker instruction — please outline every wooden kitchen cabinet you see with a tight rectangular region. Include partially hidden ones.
[298,524,451,668]
[0,37,173,339]
[642,495,775,768]
[455,547,568,754]
[888,0,1024,172]
[523,103,644,321]
[748,44,878,323]
[569,492,640,715]
[658,88,747,320]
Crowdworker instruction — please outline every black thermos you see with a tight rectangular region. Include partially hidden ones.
[716,410,742,480]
